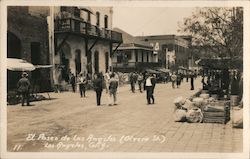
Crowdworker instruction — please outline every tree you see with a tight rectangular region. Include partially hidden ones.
[178,7,243,58]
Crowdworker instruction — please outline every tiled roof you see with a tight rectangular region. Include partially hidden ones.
[113,27,152,48]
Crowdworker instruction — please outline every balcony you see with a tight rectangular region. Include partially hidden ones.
[54,17,123,43]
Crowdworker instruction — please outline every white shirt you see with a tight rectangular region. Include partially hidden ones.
[145,77,152,86]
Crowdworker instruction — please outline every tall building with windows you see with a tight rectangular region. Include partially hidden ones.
[137,35,190,70]
[54,6,122,83]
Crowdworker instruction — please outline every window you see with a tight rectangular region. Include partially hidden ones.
[104,15,108,28]
[74,7,80,18]
[135,50,138,62]
[124,50,132,60]
[96,12,100,26]
[117,55,122,63]
[60,6,67,12]
[88,12,91,23]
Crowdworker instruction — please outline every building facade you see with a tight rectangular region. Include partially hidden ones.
[137,35,190,70]
[111,28,159,73]
[7,6,51,92]
[54,7,122,83]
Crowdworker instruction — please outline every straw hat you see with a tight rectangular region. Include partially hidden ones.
[22,72,28,77]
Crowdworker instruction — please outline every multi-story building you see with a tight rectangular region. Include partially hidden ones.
[7,6,51,92]
[137,35,190,70]
[54,6,122,83]
[111,28,159,73]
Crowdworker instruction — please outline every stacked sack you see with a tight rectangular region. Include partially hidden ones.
[173,96,203,123]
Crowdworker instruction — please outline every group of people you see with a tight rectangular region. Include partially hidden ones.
[170,72,195,90]
[68,71,119,106]
[16,69,196,107]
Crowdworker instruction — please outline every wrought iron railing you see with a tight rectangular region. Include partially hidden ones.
[54,17,122,42]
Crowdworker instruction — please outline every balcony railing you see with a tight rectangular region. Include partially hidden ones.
[112,62,160,68]
[54,17,122,42]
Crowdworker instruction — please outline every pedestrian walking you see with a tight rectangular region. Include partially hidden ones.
[190,73,194,90]
[93,73,103,106]
[176,73,181,88]
[78,73,87,97]
[104,71,110,93]
[144,73,155,105]
[108,73,119,106]
[137,73,144,93]
[171,72,177,88]
[17,72,31,106]
[70,73,76,92]
[129,72,137,93]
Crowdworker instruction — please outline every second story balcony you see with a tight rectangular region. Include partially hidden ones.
[54,17,123,43]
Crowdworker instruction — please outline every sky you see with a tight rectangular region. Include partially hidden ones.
[112,7,195,36]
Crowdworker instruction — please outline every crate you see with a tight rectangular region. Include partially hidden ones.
[203,117,230,124]
[202,100,230,124]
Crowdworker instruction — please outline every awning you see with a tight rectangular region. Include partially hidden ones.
[157,68,170,73]
[146,69,161,74]
[198,57,243,70]
[7,58,36,71]
[35,65,53,69]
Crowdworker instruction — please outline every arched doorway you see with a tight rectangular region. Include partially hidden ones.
[105,52,109,72]
[60,42,71,82]
[7,31,21,58]
[94,51,99,73]
[7,31,22,91]
[75,49,81,75]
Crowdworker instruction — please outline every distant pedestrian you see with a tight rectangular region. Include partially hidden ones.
[70,73,76,92]
[190,73,194,90]
[176,73,181,88]
[171,72,177,88]
[137,73,144,93]
[104,72,110,93]
[144,73,155,105]
[129,72,137,93]
[108,73,119,106]
[17,72,31,106]
[152,74,157,94]
[78,73,87,97]
[93,73,103,106]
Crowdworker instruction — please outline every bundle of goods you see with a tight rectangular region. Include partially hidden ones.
[202,100,230,124]
[173,96,202,123]
[173,93,230,124]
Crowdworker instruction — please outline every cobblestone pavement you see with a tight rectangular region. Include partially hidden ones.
[7,78,243,152]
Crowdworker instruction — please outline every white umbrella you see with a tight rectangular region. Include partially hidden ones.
[7,58,36,71]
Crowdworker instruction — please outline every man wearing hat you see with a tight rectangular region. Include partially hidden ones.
[17,72,31,106]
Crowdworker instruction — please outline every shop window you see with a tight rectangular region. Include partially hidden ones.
[135,50,138,62]
[124,50,132,60]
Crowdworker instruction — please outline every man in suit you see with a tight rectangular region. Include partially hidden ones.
[93,73,103,106]
[17,72,31,106]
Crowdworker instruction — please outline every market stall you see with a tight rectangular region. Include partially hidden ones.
[173,57,243,125]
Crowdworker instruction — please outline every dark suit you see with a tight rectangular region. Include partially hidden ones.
[93,77,103,106]
[17,77,30,106]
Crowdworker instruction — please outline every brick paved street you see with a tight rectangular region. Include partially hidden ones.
[7,78,242,152]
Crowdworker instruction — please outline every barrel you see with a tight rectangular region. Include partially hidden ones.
[230,95,239,107]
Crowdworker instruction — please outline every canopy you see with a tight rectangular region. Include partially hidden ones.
[156,68,170,73]
[197,57,243,70]
[146,69,161,74]
[35,65,53,69]
[7,58,35,71]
